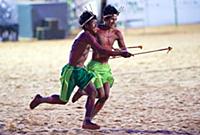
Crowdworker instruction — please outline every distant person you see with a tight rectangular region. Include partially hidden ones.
[29,11,131,130]
[72,5,132,119]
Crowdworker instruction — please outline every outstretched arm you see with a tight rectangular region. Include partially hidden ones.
[85,32,130,57]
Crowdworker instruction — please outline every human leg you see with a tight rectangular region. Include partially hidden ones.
[91,82,110,118]
[29,94,67,109]
[82,82,100,129]
[71,88,87,103]
[71,86,104,103]
[30,64,74,110]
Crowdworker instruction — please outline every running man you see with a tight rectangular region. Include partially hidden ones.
[29,11,131,130]
[72,5,131,119]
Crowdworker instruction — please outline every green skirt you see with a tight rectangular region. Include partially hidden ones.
[59,64,94,102]
[87,60,114,89]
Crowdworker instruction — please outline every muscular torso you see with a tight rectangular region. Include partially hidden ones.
[68,28,125,67]
[92,26,119,63]
[69,31,91,67]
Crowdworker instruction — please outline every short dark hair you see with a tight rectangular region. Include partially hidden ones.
[103,5,119,17]
[79,11,97,27]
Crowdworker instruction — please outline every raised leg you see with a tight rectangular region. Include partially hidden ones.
[29,94,66,109]
[72,88,87,103]
[72,87,102,103]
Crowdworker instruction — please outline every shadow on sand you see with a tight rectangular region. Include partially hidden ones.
[49,128,192,135]
[1,126,194,134]
[99,128,192,135]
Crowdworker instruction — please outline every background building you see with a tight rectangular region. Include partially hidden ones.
[0,0,200,41]
[107,0,200,28]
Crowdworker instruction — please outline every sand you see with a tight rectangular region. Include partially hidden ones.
[0,25,200,135]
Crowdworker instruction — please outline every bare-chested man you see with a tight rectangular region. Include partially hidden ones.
[29,11,131,130]
[72,5,130,118]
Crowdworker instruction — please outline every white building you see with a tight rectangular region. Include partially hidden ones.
[107,0,200,28]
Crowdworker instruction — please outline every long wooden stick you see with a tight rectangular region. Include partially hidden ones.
[111,46,172,59]
[112,45,143,50]
[131,46,172,56]
[127,45,143,49]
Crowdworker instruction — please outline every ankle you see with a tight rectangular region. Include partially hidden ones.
[84,117,92,123]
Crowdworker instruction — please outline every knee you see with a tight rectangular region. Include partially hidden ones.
[99,94,109,102]
[90,89,97,98]
[62,101,67,105]
[104,94,109,101]
[98,92,105,99]
[61,100,67,104]
[60,100,67,104]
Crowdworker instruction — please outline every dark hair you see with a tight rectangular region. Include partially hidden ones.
[79,11,97,27]
[103,5,119,16]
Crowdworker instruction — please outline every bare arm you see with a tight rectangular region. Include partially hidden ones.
[116,30,127,50]
[85,32,127,56]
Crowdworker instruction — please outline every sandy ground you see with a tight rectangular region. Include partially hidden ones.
[0,25,200,135]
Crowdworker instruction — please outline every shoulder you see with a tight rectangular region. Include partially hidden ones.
[73,31,94,45]
[112,28,123,38]
[81,31,97,44]
[76,31,92,39]
[113,28,122,35]
[74,30,85,39]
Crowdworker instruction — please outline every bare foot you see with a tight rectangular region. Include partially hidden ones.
[30,94,42,109]
[72,90,85,103]
[82,120,100,130]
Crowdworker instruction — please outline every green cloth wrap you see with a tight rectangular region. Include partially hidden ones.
[59,64,94,102]
[87,60,114,89]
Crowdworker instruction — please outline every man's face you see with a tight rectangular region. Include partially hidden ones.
[104,15,118,28]
[85,19,97,34]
